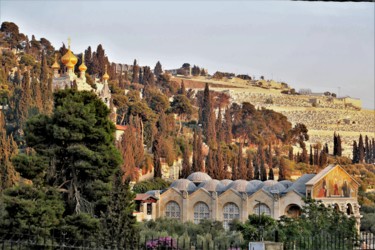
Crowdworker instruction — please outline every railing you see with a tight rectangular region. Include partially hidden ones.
[0,231,374,249]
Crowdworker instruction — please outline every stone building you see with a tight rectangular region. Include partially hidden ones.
[134,164,361,231]
[51,39,111,108]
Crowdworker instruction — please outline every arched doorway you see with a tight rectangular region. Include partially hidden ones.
[285,204,301,218]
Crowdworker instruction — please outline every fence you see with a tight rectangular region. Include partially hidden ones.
[0,231,374,249]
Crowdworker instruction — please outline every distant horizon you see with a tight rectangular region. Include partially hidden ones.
[1,1,374,109]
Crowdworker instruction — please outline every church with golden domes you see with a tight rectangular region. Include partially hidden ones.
[51,39,111,108]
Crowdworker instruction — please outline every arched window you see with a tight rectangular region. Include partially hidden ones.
[254,203,271,216]
[347,203,353,215]
[165,201,180,219]
[223,203,240,230]
[285,204,301,218]
[194,202,210,224]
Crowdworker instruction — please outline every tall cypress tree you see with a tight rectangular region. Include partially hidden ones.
[201,83,217,148]
[268,167,274,180]
[246,152,254,180]
[337,134,342,156]
[196,130,204,172]
[206,149,215,178]
[152,133,162,178]
[288,147,294,161]
[181,141,191,178]
[216,108,225,143]
[352,140,358,164]
[238,143,247,179]
[333,132,338,156]
[100,171,139,247]
[154,61,162,77]
[192,130,198,172]
[259,145,267,181]
[216,145,225,180]
[224,108,233,144]
[309,145,314,165]
[253,154,260,180]
[132,59,139,83]
[278,157,286,181]
[365,135,370,163]
[358,134,365,163]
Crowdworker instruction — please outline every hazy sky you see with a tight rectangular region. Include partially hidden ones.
[1,1,374,109]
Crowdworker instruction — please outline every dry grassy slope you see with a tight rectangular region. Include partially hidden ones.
[176,76,375,158]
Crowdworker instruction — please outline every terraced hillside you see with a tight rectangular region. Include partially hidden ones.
[175,76,374,158]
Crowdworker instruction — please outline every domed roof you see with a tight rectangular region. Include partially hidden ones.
[263,180,278,187]
[246,181,264,194]
[61,49,78,69]
[170,179,197,192]
[262,182,286,193]
[220,179,233,186]
[198,179,225,192]
[187,172,212,183]
[51,54,60,69]
[227,180,248,192]
[279,180,293,188]
[79,54,87,72]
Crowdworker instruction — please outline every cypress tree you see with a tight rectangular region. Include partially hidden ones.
[196,130,204,172]
[325,143,329,154]
[246,152,254,180]
[288,147,294,161]
[192,130,198,172]
[259,145,267,181]
[132,59,139,83]
[224,108,232,144]
[231,153,238,180]
[181,141,191,178]
[118,125,139,181]
[309,145,313,165]
[301,144,308,164]
[358,134,365,163]
[319,150,328,167]
[201,83,217,148]
[365,135,370,163]
[372,138,375,163]
[238,143,247,179]
[139,67,143,84]
[152,133,162,178]
[154,61,162,77]
[337,134,342,156]
[216,108,225,143]
[100,171,139,246]
[178,80,186,95]
[253,154,260,180]
[206,149,215,178]
[216,145,225,179]
[268,167,274,180]
[333,132,338,156]
[352,140,358,164]
[278,157,286,181]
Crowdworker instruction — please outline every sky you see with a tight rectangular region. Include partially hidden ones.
[1,1,374,109]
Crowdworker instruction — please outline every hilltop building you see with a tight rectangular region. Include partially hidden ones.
[51,40,111,108]
[134,164,360,231]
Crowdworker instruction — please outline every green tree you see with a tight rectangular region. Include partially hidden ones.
[171,94,193,134]
[154,61,163,77]
[100,171,139,247]
[22,89,122,216]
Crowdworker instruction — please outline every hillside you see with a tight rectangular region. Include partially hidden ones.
[174,75,374,158]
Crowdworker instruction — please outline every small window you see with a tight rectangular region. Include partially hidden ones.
[147,203,152,215]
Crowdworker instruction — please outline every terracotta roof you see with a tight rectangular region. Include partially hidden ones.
[134,193,158,201]
[116,125,128,131]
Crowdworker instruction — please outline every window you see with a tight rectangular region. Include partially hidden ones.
[285,204,301,218]
[165,201,180,219]
[194,202,210,224]
[147,203,152,215]
[223,203,240,230]
[254,203,271,216]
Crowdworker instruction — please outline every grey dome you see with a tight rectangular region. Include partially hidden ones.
[263,180,278,187]
[246,181,264,194]
[170,179,197,192]
[262,182,286,193]
[187,172,212,183]
[227,180,248,192]
[279,180,293,188]
[220,179,233,186]
[198,179,225,192]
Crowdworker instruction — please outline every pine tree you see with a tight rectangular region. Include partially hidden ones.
[268,167,274,180]
[358,134,365,163]
[154,61,162,77]
[100,171,139,247]
[246,152,254,180]
[352,140,358,164]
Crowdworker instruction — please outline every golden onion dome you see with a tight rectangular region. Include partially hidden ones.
[79,54,87,72]
[103,65,110,81]
[66,60,75,69]
[61,38,78,67]
[52,54,60,69]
